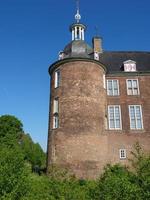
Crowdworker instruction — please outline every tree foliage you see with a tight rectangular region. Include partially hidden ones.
[0,114,150,200]
[0,115,23,146]
[0,115,46,200]
[0,146,29,200]
[96,164,142,200]
[21,133,46,170]
[129,143,150,199]
[23,173,96,200]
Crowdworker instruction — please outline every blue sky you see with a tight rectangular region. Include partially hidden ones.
[0,0,150,151]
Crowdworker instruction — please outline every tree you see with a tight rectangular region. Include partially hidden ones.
[94,143,150,200]
[0,114,47,199]
[22,172,95,200]
[96,164,142,200]
[31,142,46,170]
[0,114,46,171]
[0,115,23,146]
[0,146,29,200]
[129,143,150,199]
[21,133,46,171]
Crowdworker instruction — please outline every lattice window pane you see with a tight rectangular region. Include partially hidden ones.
[108,106,121,129]
[129,105,143,129]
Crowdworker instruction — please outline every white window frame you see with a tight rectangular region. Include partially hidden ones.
[54,70,60,88]
[53,114,59,129]
[119,149,126,159]
[94,51,99,60]
[126,79,139,95]
[107,80,119,96]
[103,74,106,89]
[129,105,143,130]
[123,60,136,72]
[53,98,59,114]
[108,105,122,130]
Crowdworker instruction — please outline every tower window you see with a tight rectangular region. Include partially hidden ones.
[53,98,59,129]
[119,149,126,159]
[107,80,119,96]
[53,114,59,129]
[55,70,60,88]
[103,74,106,89]
[126,79,139,95]
[53,98,59,114]
[108,105,122,130]
[129,105,143,130]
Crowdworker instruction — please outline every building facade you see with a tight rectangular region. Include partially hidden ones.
[47,8,150,179]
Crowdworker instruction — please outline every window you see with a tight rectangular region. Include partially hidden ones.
[103,74,106,89]
[107,80,119,96]
[53,98,59,113]
[55,70,60,88]
[127,79,139,95]
[108,105,122,129]
[94,52,99,60]
[53,115,59,129]
[123,60,136,72]
[129,105,143,129]
[58,51,64,60]
[119,149,126,159]
[53,98,59,129]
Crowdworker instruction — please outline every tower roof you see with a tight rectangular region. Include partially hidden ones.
[59,1,93,59]
[63,40,93,58]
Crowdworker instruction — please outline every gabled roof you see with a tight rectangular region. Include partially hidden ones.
[99,51,150,74]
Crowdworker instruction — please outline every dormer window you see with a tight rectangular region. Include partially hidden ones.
[94,52,99,60]
[58,51,64,60]
[123,60,136,72]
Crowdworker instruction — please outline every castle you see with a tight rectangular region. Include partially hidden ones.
[47,5,150,179]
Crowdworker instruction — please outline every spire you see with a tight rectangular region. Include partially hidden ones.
[75,0,81,23]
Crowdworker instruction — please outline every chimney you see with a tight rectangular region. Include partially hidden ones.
[92,36,103,54]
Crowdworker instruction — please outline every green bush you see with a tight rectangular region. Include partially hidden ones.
[1,115,150,200]
[0,146,29,200]
[96,164,142,200]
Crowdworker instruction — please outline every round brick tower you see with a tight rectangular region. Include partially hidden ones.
[47,6,107,178]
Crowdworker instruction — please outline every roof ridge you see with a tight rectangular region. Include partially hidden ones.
[103,51,150,54]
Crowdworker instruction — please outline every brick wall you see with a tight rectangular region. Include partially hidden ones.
[47,60,150,179]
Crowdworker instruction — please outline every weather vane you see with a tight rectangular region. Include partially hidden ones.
[75,0,81,23]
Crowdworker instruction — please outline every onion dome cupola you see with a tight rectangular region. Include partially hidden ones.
[58,1,93,60]
[70,3,85,41]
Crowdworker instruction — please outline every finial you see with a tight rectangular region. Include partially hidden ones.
[75,0,81,23]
